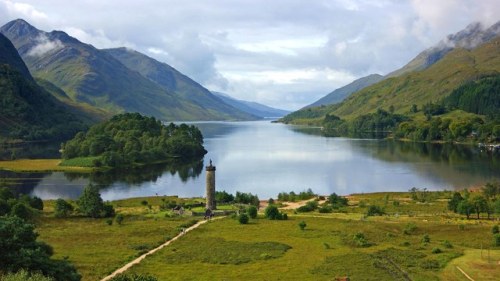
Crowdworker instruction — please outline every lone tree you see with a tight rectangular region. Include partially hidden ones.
[77,184,114,218]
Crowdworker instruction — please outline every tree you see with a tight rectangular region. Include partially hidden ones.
[448,192,463,212]
[457,199,473,219]
[483,182,499,200]
[10,202,32,220]
[115,214,124,225]
[328,193,348,208]
[264,205,282,220]
[77,184,114,218]
[298,221,307,230]
[238,213,249,224]
[0,216,80,281]
[366,205,385,216]
[0,199,11,216]
[54,199,74,218]
[247,205,258,219]
[470,195,488,219]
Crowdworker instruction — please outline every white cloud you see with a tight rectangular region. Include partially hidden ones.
[27,34,63,57]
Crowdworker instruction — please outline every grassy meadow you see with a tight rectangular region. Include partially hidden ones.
[33,192,499,281]
[0,159,92,172]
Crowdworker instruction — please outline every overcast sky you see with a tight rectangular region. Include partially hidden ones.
[1,0,499,110]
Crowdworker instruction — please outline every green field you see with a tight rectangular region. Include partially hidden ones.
[31,192,500,281]
[0,159,92,172]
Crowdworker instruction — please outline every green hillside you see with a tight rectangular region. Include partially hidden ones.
[0,63,87,142]
[334,37,500,120]
[0,19,256,121]
[103,48,258,120]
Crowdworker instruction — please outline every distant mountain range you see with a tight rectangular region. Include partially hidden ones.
[306,21,500,109]
[0,19,283,122]
[212,92,289,118]
[282,20,500,123]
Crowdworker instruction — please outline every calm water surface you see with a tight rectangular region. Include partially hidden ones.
[2,121,499,200]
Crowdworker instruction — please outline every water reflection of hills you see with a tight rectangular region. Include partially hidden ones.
[354,140,500,188]
[65,159,204,188]
[2,158,204,199]
[0,142,60,160]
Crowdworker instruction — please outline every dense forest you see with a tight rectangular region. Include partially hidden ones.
[61,113,207,167]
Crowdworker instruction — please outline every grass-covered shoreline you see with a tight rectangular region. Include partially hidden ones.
[20,191,499,281]
[0,159,93,172]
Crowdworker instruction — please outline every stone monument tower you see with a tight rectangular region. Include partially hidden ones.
[205,159,216,210]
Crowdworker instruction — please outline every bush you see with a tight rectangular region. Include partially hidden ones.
[106,219,113,226]
[115,214,124,225]
[54,199,73,218]
[298,221,307,230]
[366,205,385,216]
[403,223,417,235]
[494,233,500,247]
[432,247,442,254]
[328,193,348,208]
[318,205,333,213]
[492,225,499,234]
[442,240,453,249]
[0,199,11,216]
[420,259,440,269]
[265,205,281,220]
[353,232,369,247]
[282,213,288,220]
[10,203,32,220]
[247,206,258,219]
[1,269,55,281]
[422,234,430,244]
[238,213,249,224]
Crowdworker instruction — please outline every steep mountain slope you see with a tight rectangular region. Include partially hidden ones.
[0,19,254,121]
[306,74,383,108]
[0,33,87,141]
[212,92,289,118]
[387,21,500,77]
[333,36,500,120]
[103,47,258,120]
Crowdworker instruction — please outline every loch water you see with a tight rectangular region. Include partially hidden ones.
[2,121,499,201]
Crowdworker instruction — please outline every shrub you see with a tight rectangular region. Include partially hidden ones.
[239,213,249,224]
[77,184,105,218]
[0,199,11,216]
[10,203,32,220]
[265,205,281,220]
[494,233,500,247]
[103,204,116,217]
[141,200,148,206]
[282,213,288,220]
[106,219,113,226]
[54,199,73,218]
[268,198,275,204]
[353,232,369,247]
[366,205,385,216]
[403,223,417,235]
[1,269,55,281]
[432,247,442,254]
[247,206,258,219]
[422,234,430,244]
[442,240,453,248]
[298,221,306,230]
[492,225,499,234]
[115,214,124,225]
[328,193,348,208]
[318,205,333,213]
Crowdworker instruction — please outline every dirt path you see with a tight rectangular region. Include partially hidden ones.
[100,217,224,281]
[456,266,475,281]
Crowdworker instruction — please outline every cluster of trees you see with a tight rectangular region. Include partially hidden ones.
[61,113,207,167]
[448,182,500,219]
[444,74,500,118]
[0,188,80,280]
[213,191,259,207]
[277,188,316,202]
[294,192,349,213]
[322,109,408,138]
[53,184,115,219]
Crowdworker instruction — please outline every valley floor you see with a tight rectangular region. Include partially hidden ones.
[34,193,500,281]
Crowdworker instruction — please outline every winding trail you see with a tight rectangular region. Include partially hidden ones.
[100,217,224,281]
[456,266,475,281]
